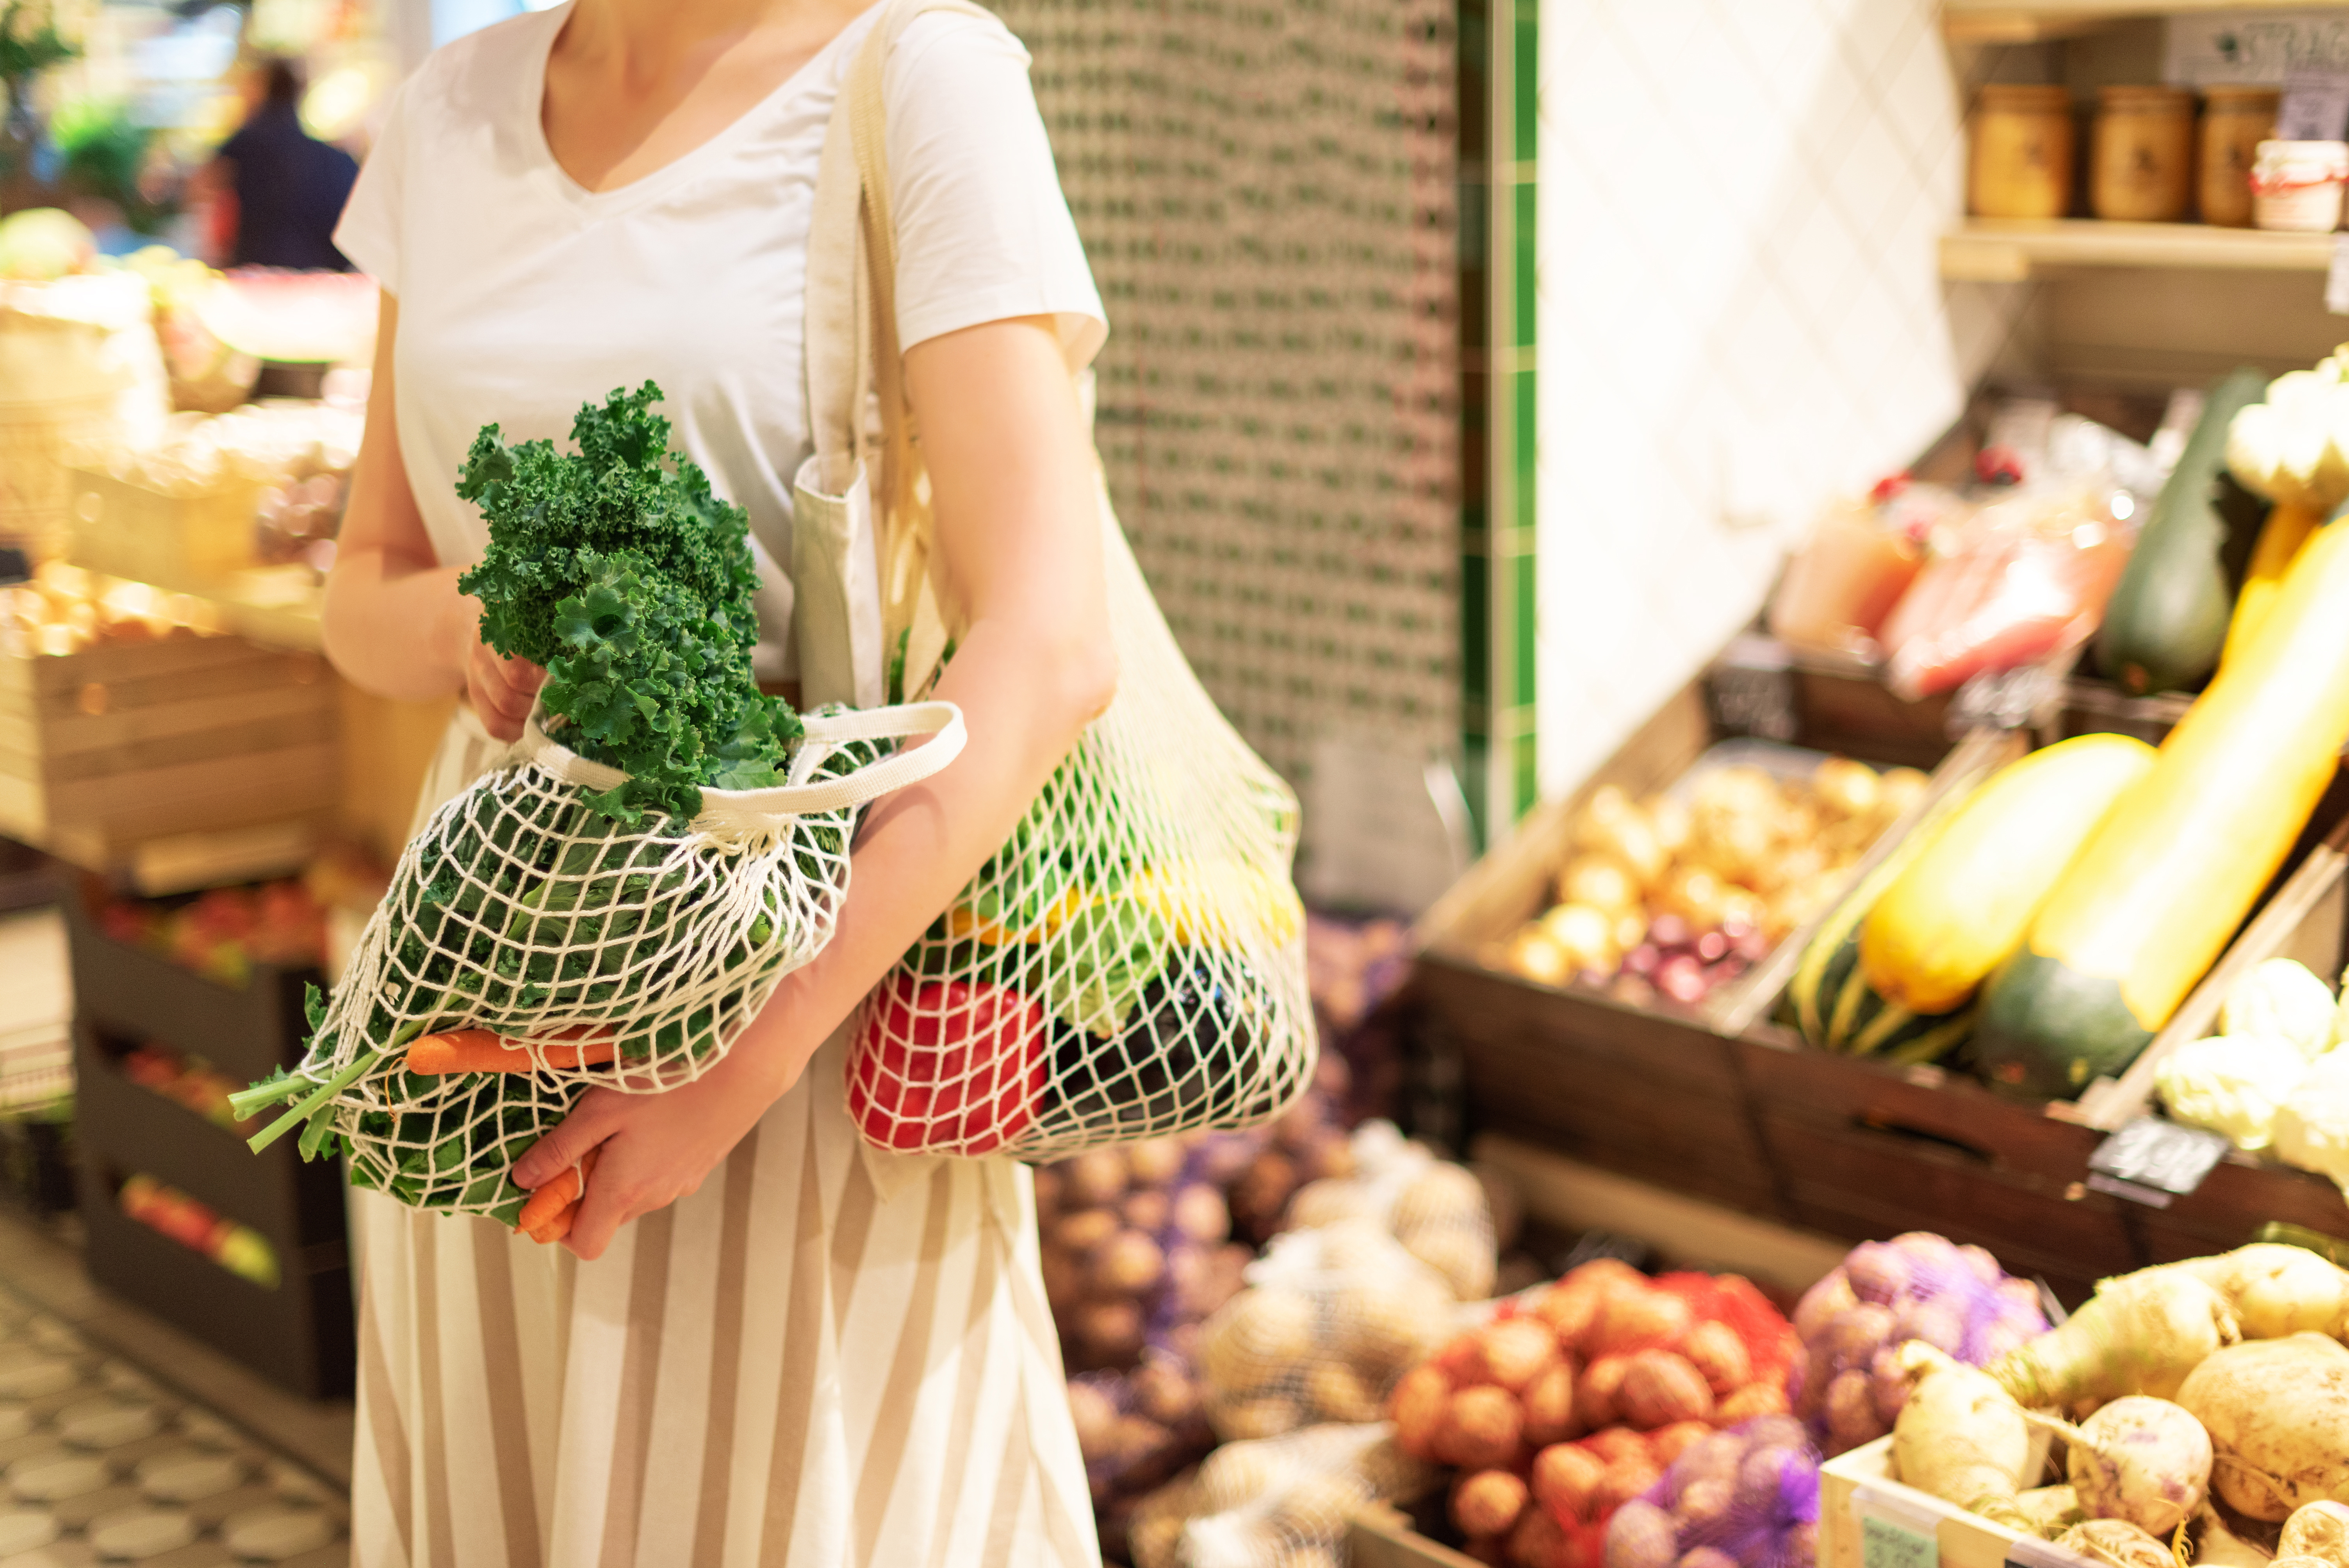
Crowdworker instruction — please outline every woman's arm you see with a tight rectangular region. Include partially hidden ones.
[514,315,1114,1259]
[322,294,546,737]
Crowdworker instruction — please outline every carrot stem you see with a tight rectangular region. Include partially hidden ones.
[247,1049,383,1155]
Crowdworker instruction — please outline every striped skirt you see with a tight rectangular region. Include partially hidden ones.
[349,706,1100,1567]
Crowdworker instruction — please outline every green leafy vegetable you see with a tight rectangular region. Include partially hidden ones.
[456,382,800,822]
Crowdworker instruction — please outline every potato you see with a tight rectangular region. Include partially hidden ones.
[1585,1427,1654,1468]
[1199,1441,1286,1511]
[1407,1229,1497,1303]
[1305,1361,1384,1424]
[1093,1231,1167,1296]
[1679,1320,1752,1398]
[1523,1361,1583,1447]
[1597,1458,1663,1513]
[1335,1281,1451,1370]
[1825,1368,1888,1452]
[1508,1504,1583,1568]
[1214,1395,1301,1441]
[1390,1364,1453,1459]
[1294,1127,1357,1183]
[1130,1361,1198,1428]
[1317,1217,1398,1273]
[1031,1164,1062,1215]
[1073,1300,1146,1361]
[1679,1549,1740,1568]
[1168,1183,1231,1244]
[1068,1380,1121,1461]
[1533,1442,1607,1524]
[1477,1319,1563,1393]
[1064,1149,1130,1207]
[1605,1498,1679,1568]
[1438,1385,1526,1471]
[1713,1383,1789,1426]
[1121,1190,1170,1235]
[1285,1177,1375,1232]
[1674,1477,1732,1532]
[1620,1351,1715,1430]
[1126,1137,1186,1187]
[1052,1209,1120,1256]
[1650,1420,1713,1466]
[1589,1287,1694,1358]
[1533,1274,1610,1349]
[1453,1470,1531,1538]
[1577,1355,1632,1431]
[1200,1286,1317,1393]
[1110,1414,1170,1466]
[1041,1249,1086,1315]
[1560,853,1643,917]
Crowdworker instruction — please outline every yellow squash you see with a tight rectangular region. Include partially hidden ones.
[2219,501,2320,672]
[1859,733,2155,1015]
[1976,509,2349,1098]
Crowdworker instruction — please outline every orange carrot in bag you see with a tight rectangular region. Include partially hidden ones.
[516,1146,599,1244]
[405,1028,617,1074]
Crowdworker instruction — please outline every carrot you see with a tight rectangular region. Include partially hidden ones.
[404,1028,617,1074]
[515,1146,599,1244]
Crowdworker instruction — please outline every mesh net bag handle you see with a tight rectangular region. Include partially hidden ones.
[814,0,1318,1160]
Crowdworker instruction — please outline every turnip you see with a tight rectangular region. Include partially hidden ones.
[1991,1269,2241,1408]
[2056,1519,2177,1568]
[2025,1396,2211,1536]
[2176,1333,2349,1522]
[2174,1245,2349,1341]
[2016,1484,2083,1537]
[2195,1505,2279,1568]
[1892,1343,2034,1527]
[2283,1500,2349,1567]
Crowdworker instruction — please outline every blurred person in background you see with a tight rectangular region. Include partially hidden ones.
[198,57,356,269]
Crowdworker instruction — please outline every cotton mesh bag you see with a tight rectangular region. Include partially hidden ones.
[797,0,1317,1159]
[233,383,967,1229]
[1280,1121,1499,1302]
[1125,1424,1439,1568]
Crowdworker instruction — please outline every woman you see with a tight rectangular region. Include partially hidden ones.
[322,0,1115,1558]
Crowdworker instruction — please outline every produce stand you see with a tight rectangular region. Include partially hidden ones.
[1412,657,2012,1217]
[1817,1436,2023,1568]
[59,882,353,1398]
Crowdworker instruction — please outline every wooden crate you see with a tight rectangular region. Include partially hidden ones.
[1413,661,2011,1220]
[1349,1510,1482,1568]
[1819,1437,2028,1568]
[0,632,336,873]
[64,464,263,584]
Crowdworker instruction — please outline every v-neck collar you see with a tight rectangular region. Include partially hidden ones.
[521,0,885,217]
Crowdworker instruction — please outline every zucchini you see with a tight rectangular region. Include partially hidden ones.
[2096,368,2270,697]
[2218,501,2319,672]
[1859,733,2155,1015]
[1977,506,2349,1099]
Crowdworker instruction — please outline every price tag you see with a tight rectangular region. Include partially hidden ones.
[2087,1117,2231,1207]
[2279,66,2349,140]
[1853,1486,1941,1568]
[2328,235,2349,316]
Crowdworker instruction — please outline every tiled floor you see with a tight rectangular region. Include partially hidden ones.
[0,1268,348,1566]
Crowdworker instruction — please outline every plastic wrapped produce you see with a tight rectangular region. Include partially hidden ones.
[1280,1120,1497,1301]
[1604,1419,1820,1568]
[1199,1220,1460,1441]
[1878,482,2135,701]
[1790,1232,2049,1457]
[2221,958,2339,1060]
[1124,1423,1438,1568]
[1766,481,1955,661]
[2274,1051,2349,1198]
[2157,1035,2313,1152]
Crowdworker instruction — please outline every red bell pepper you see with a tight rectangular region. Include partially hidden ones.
[848,975,1048,1155]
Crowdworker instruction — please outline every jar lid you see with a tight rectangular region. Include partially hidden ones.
[2203,85,2282,107]
[1978,83,2072,110]
[2098,84,2195,109]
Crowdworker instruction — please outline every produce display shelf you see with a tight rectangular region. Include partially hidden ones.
[1943,0,2349,44]
[1940,220,2337,282]
[61,560,324,656]
[1818,1436,2021,1568]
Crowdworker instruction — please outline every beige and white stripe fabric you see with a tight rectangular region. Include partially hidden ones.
[349,707,1100,1566]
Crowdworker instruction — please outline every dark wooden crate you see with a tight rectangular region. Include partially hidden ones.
[60,889,315,1083]
[1738,1028,2138,1304]
[1412,662,2007,1222]
[76,1162,353,1399]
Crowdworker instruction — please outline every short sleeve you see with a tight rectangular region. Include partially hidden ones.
[332,80,411,290]
[882,12,1106,369]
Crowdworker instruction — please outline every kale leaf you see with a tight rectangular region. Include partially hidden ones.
[456,383,801,821]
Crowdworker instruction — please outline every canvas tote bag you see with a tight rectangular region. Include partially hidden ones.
[792,0,1317,1159]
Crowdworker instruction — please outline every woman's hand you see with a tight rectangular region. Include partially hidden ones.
[510,1028,791,1260]
[457,609,546,741]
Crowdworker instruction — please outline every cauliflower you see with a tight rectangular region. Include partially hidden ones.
[2157,1035,2313,1151]
[2220,959,2337,1060]
[2227,358,2349,515]
[2274,1051,2349,1196]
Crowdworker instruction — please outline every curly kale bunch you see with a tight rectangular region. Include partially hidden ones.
[456,383,800,821]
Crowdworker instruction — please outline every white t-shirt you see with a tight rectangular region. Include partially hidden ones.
[333,1,1105,679]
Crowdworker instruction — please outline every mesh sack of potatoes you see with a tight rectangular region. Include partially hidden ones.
[1278,1119,1497,1301]
[1068,1351,1220,1559]
[1198,1217,1463,1442]
[1037,1133,1264,1374]
[1126,1423,1440,1568]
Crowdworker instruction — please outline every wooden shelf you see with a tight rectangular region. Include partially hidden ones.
[1946,0,2349,43]
[1941,218,2338,280]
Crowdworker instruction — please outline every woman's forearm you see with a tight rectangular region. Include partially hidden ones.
[321,553,471,701]
[731,613,1113,1090]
